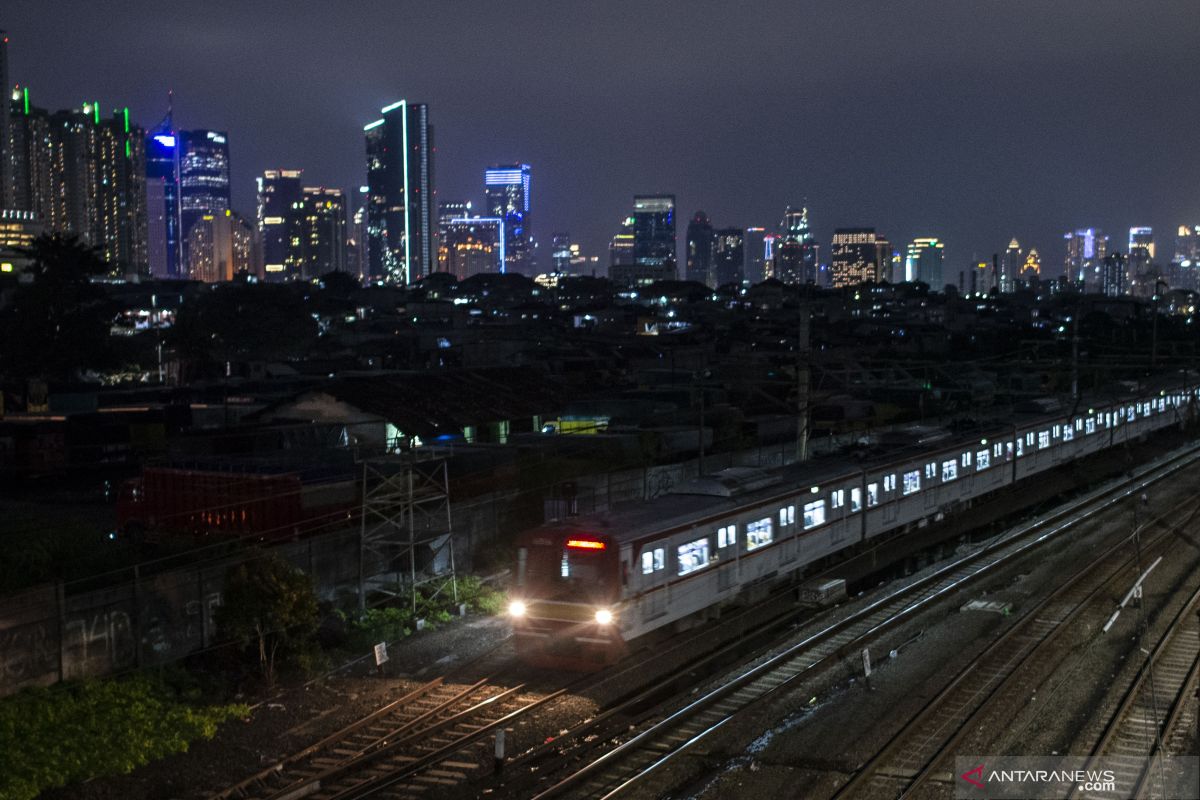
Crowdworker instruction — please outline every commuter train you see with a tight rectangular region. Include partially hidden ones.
[509,380,1200,668]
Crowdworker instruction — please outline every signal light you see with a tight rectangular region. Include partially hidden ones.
[566,538,606,551]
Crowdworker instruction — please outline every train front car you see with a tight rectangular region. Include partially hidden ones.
[509,529,626,670]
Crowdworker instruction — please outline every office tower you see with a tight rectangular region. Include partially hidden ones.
[611,195,676,285]
[776,205,818,284]
[348,199,368,280]
[179,130,231,251]
[713,228,744,286]
[186,209,254,282]
[905,238,945,287]
[93,108,149,278]
[969,260,993,294]
[438,199,472,224]
[551,232,572,273]
[1063,228,1107,290]
[299,186,347,279]
[830,228,886,287]
[257,169,304,280]
[685,211,714,285]
[1127,227,1155,296]
[1101,251,1127,297]
[145,118,183,279]
[744,227,767,283]
[484,164,531,275]
[1175,225,1200,263]
[1001,238,1022,293]
[364,100,434,284]
[1020,248,1041,285]
[439,215,503,280]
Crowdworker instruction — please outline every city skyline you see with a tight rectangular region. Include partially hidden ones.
[2,2,1199,276]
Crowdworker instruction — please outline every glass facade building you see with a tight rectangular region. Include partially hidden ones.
[179,129,231,271]
[484,164,531,275]
[257,169,304,281]
[364,100,434,284]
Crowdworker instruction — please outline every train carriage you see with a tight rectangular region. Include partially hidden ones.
[510,380,1200,669]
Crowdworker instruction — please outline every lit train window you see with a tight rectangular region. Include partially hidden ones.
[976,450,990,469]
[1038,431,1050,449]
[850,488,862,512]
[1075,419,1084,432]
[883,474,896,492]
[960,451,972,468]
[1086,418,1096,434]
[777,506,795,527]
[903,471,921,495]
[641,547,665,574]
[1025,432,1035,447]
[867,483,880,507]
[746,518,773,550]
[942,460,957,481]
[803,500,826,529]
[717,525,736,548]
[993,443,1003,459]
[1006,442,1014,460]
[831,490,845,509]
[677,538,710,576]
[1015,439,1024,457]
[924,463,937,480]
[1062,426,1074,442]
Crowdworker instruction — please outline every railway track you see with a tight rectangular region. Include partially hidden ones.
[515,443,1200,800]
[1071,584,1200,799]
[211,676,562,800]
[832,498,1200,799]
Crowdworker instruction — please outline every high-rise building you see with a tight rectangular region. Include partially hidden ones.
[364,100,434,284]
[743,227,768,283]
[1063,228,1107,290]
[93,108,148,279]
[611,195,676,285]
[9,87,53,223]
[713,228,744,286]
[1101,251,1127,297]
[438,199,472,224]
[906,238,945,288]
[776,206,818,284]
[1020,248,1041,285]
[187,209,254,283]
[685,211,714,285]
[831,228,886,287]
[1174,225,1200,263]
[484,164,531,275]
[299,187,347,279]
[256,169,304,281]
[179,130,231,261]
[1002,238,1022,293]
[551,232,572,273]
[1127,227,1155,296]
[0,32,13,210]
[145,121,183,279]
[438,216,503,280]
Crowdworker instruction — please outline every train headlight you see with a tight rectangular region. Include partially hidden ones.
[594,609,614,625]
[508,600,527,618]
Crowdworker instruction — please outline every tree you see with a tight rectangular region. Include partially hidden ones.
[0,234,114,381]
[215,552,318,688]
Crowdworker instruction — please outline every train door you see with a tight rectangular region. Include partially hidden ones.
[638,541,669,621]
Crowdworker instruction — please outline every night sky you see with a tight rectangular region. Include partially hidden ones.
[6,1,1199,275]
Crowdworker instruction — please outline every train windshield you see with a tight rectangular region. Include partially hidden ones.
[518,539,610,597]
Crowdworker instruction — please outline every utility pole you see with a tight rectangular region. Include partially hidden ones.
[796,303,810,462]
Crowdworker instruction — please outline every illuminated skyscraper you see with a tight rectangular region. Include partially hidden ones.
[611,195,676,284]
[1002,238,1022,293]
[187,209,254,283]
[1127,227,1155,296]
[9,87,53,223]
[300,187,347,279]
[776,206,818,284]
[1063,228,1107,290]
[1020,248,1041,285]
[439,216,502,279]
[905,238,944,288]
[685,211,714,285]
[551,232,572,273]
[713,228,744,286]
[257,169,304,280]
[364,100,434,283]
[1101,251,1126,297]
[831,228,886,287]
[1175,225,1200,263]
[179,129,230,267]
[484,164,531,275]
[145,120,183,279]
